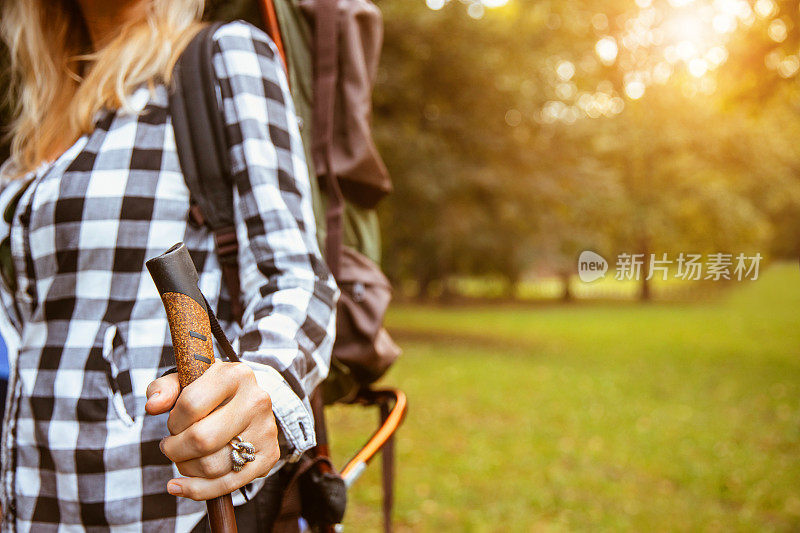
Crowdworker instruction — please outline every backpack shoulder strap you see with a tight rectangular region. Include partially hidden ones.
[312,0,346,279]
[169,21,243,323]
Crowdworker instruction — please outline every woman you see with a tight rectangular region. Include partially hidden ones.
[0,0,337,531]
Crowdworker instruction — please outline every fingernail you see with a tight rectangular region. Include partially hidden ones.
[159,438,166,454]
[167,482,182,496]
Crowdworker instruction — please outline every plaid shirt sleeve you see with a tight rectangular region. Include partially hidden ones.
[211,22,339,458]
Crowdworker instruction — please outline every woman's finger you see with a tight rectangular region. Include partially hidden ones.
[144,371,181,416]
[166,361,248,435]
[174,423,272,479]
[167,442,281,501]
[174,443,235,479]
[161,383,272,463]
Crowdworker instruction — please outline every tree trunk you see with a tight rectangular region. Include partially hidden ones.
[416,270,434,302]
[640,272,650,301]
[640,238,651,302]
[505,271,520,300]
[439,277,455,303]
[561,271,572,302]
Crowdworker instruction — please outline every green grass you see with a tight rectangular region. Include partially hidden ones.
[327,263,800,532]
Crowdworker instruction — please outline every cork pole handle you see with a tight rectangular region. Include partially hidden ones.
[146,243,238,533]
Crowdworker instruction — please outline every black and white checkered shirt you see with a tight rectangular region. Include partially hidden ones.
[0,21,337,531]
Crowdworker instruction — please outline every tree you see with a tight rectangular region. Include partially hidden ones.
[374,0,800,300]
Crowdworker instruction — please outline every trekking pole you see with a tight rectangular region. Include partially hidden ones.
[340,389,407,487]
[339,389,407,533]
[146,243,238,533]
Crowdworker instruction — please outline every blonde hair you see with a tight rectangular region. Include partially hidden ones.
[1,0,205,176]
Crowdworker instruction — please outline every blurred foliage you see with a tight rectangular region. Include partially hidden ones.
[374,0,800,297]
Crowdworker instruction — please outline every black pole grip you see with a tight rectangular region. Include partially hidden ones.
[146,242,208,312]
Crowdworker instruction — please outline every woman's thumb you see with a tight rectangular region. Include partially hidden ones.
[145,371,181,415]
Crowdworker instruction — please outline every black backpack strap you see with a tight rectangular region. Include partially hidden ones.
[169,21,244,324]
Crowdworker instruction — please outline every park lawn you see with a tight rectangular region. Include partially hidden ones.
[327,262,800,532]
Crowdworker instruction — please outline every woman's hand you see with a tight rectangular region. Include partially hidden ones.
[145,361,281,501]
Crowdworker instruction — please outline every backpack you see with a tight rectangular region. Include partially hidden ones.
[201,0,401,406]
[170,3,404,531]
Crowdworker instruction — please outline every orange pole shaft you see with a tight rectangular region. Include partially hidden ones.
[341,390,408,479]
[258,0,288,72]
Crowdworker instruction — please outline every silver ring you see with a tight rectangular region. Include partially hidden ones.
[230,435,256,472]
